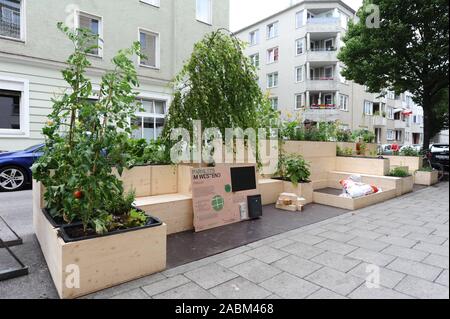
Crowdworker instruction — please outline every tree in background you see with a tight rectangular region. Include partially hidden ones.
[338,0,449,149]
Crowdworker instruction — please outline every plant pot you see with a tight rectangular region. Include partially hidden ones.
[33,207,167,299]
[414,170,439,186]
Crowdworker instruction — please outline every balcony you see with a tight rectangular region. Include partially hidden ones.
[306,18,340,33]
[394,120,407,129]
[306,78,338,91]
[302,105,340,122]
[373,115,387,127]
[307,48,338,62]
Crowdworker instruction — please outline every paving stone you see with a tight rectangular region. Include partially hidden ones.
[141,275,190,297]
[435,270,449,287]
[185,264,238,289]
[289,233,327,245]
[395,276,449,299]
[406,232,448,245]
[424,222,450,232]
[244,246,289,264]
[372,220,403,229]
[423,254,449,269]
[209,277,272,299]
[398,224,435,235]
[110,288,150,299]
[305,267,364,296]
[433,230,450,238]
[268,239,295,249]
[280,242,325,260]
[306,288,347,299]
[272,255,322,278]
[393,218,426,227]
[153,282,216,299]
[321,223,353,233]
[230,259,281,284]
[265,294,282,299]
[348,248,396,267]
[304,227,329,236]
[216,254,253,268]
[387,258,443,281]
[347,237,390,252]
[260,272,320,299]
[414,242,449,257]
[348,263,405,289]
[311,251,361,272]
[318,230,356,243]
[348,285,413,299]
[382,245,429,262]
[347,228,382,240]
[315,239,358,255]
[378,235,418,248]
[374,226,411,238]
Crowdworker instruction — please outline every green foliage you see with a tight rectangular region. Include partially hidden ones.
[418,166,434,172]
[276,154,311,186]
[127,138,172,166]
[337,146,354,157]
[400,146,420,157]
[388,167,410,177]
[32,23,145,234]
[352,129,376,144]
[336,129,353,142]
[338,0,449,149]
[162,30,265,139]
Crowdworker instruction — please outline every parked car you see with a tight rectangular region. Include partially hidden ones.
[430,144,450,153]
[0,144,44,192]
[400,144,422,153]
[380,144,404,155]
[428,144,449,172]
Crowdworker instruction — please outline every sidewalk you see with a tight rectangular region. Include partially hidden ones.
[86,183,449,299]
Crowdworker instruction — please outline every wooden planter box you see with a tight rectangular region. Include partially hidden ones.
[414,170,438,186]
[32,182,167,299]
[384,156,423,174]
[335,156,390,176]
[282,181,314,204]
[337,142,378,156]
[283,141,337,158]
[399,176,414,195]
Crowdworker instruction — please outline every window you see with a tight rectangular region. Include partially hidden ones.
[395,130,402,141]
[77,12,102,56]
[295,94,305,110]
[364,101,373,115]
[249,30,259,46]
[387,106,394,119]
[269,97,278,110]
[132,99,167,141]
[324,94,333,105]
[140,0,160,7]
[295,38,304,55]
[387,130,395,141]
[196,0,212,24]
[0,76,29,137]
[249,53,259,68]
[295,10,304,28]
[0,0,23,40]
[387,91,395,100]
[267,21,278,39]
[267,47,279,63]
[139,29,159,68]
[295,66,304,82]
[267,72,278,88]
[339,94,349,111]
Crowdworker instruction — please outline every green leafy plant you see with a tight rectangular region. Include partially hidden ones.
[418,167,434,172]
[337,146,354,156]
[388,167,410,177]
[336,129,353,142]
[276,154,311,186]
[32,23,146,235]
[352,129,376,144]
[127,138,172,166]
[399,146,420,157]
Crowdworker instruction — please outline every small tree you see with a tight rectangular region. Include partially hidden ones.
[338,0,449,150]
[32,24,145,234]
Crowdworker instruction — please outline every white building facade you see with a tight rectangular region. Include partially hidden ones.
[0,0,229,151]
[235,0,423,146]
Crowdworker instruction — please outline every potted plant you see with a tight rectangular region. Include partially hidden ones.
[414,167,439,186]
[31,24,166,299]
[387,167,414,195]
[275,154,313,203]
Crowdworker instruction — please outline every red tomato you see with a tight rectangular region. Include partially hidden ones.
[74,190,83,199]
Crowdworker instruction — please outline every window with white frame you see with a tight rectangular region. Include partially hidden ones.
[267,21,278,39]
[140,0,160,7]
[249,53,259,68]
[295,38,304,55]
[295,66,304,82]
[269,97,278,110]
[77,12,102,56]
[0,77,29,137]
[387,106,394,119]
[267,72,278,88]
[267,47,279,63]
[249,29,259,46]
[196,0,212,24]
[132,99,166,141]
[387,91,395,100]
[0,0,24,40]
[295,10,304,28]
[395,130,402,141]
[387,129,395,141]
[295,94,305,110]
[339,94,349,111]
[139,29,159,68]
[364,100,373,115]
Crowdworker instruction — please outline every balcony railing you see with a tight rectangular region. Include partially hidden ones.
[310,104,337,109]
[307,17,340,25]
[310,77,335,81]
[309,47,337,52]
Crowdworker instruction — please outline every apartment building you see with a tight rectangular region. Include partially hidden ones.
[235,0,423,146]
[0,0,229,151]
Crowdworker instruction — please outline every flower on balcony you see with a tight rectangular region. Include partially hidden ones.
[310,104,336,109]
